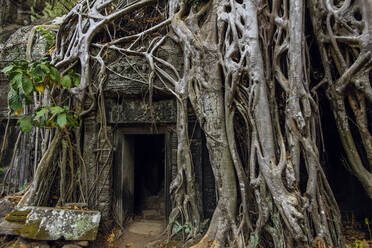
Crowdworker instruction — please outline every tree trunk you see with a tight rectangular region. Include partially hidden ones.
[15,0,372,247]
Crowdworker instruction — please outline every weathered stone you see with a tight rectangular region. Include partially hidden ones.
[0,199,14,218]
[2,206,101,241]
[106,98,177,124]
[5,208,31,223]
[0,219,24,235]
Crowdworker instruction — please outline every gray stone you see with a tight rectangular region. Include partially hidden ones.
[0,199,14,218]
[106,98,177,124]
[1,206,101,241]
[0,219,24,235]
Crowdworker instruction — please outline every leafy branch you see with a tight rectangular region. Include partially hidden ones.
[1,57,80,132]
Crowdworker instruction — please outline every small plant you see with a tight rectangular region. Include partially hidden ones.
[173,220,192,234]
[36,27,56,50]
[1,57,80,132]
[349,239,370,248]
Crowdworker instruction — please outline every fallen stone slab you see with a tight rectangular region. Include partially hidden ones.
[0,199,14,218]
[0,206,100,241]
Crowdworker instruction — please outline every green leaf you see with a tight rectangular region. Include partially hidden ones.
[34,107,48,121]
[11,73,23,91]
[1,64,15,74]
[40,64,50,73]
[67,114,79,127]
[174,223,182,233]
[49,66,60,82]
[50,106,64,115]
[30,66,46,83]
[22,75,34,95]
[18,116,32,133]
[8,90,22,112]
[61,75,72,89]
[73,73,80,87]
[57,113,67,127]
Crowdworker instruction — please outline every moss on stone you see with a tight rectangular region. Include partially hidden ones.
[20,219,50,240]
[5,209,31,223]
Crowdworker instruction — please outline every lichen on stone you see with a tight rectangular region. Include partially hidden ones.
[6,207,100,241]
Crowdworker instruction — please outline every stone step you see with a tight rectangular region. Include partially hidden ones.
[141,209,165,220]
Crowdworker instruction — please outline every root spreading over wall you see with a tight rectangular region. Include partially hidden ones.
[3,0,372,247]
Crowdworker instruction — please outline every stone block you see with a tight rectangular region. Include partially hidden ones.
[1,206,101,241]
[0,199,14,218]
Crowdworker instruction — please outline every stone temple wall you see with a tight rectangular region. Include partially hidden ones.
[0,25,49,186]
[82,112,113,227]
[0,22,217,226]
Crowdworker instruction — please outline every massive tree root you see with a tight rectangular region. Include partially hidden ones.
[309,0,372,199]
[11,0,372,247]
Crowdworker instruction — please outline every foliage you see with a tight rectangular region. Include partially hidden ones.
[173,221,192,234]
[36,27,56,50]
[1,58,80,132]
[350,240,370,248]
[42,0,80,18]
[31,0,80,22]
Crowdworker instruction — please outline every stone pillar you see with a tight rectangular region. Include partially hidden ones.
[83,115,113,225]
[96,125,113,225]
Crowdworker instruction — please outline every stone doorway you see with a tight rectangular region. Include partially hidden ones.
[113,129,169,226]
[133,134,165,219]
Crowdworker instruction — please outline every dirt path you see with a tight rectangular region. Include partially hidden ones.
[114,219,165,248]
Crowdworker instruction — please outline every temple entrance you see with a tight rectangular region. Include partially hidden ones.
[133,135,165,218]
[113,131,167,226]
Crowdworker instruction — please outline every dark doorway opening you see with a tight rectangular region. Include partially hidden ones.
[132,134,165,217]
[113,132,167,225]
